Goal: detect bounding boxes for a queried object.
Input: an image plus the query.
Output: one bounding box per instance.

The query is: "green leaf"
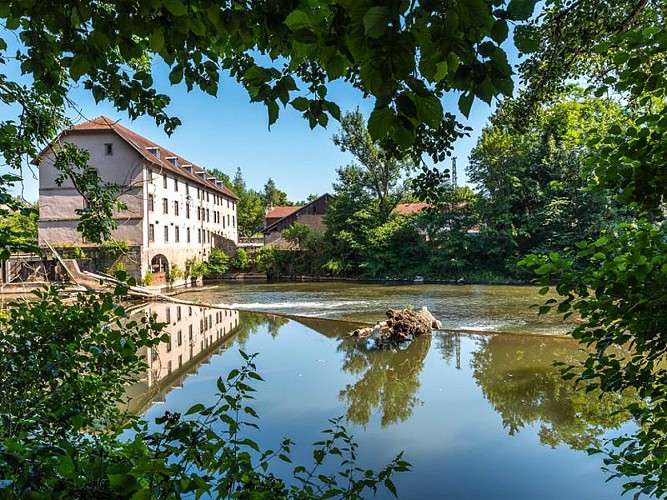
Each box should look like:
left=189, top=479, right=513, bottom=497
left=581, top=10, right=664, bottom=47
left=164, top=0, right=188, bottom=17
left=390, top=122, right=415, bottom=149
left=415, top=94, right=443, bottom=128
left=363, top=6, right=391, bottom=39
left=244, top=65, right=271, bottom=86
left=185, top=403, right=205, bottom=416
left=284, top=10, right=310, bottom=31
left=291, top=97, right=310, bottom=112
left=458, top=92, right=474, bottom=117
left=490, top=20, right=509, bottom=43
left=368, top=107, right=394, bottom=140
left=514, top=25, right=540, bottom=54
left=268, top=101, right=279, bottom=127
left=507, top=0, right=536, bottom=21
left=149, top=30, right=165, bottom=52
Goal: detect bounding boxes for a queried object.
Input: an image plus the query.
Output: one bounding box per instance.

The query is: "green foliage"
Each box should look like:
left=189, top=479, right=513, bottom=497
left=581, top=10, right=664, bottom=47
left=71, top=245, right=86, bottom=259
left=333, top=110, right=414, bottom=219
left=142, top=271, right=154, bottom=286
left=467, top=90, right=625, bottom=273
left=282, top=222, right=317, bottom=249
left=168, top=263, right=183, bottom=283
left=232, top=248, right=250, bottom=271
left=99, top=238, right=130, bottom=256
left=207, top=248, right=230, bottom=275
left=0, top=199, right=38, bottom=257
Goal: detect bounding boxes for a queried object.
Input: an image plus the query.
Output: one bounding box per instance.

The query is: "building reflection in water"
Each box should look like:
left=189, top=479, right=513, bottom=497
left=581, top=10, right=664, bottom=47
left=125, top=303, right=240, bottom=414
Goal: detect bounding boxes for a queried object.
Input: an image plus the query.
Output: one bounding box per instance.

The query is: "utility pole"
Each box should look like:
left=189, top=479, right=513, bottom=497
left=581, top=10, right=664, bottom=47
left=451, top=156, right=458, bottom=188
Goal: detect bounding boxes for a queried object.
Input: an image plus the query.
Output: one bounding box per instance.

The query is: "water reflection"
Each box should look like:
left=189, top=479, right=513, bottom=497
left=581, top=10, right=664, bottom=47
left=338, top=336, right=432, bottom=428
left=127, top=306, right=633, bottom=458
left=335, top=330, right=633, bottom=452
left=125, top=303, right=241, bottom=413
left=470, top=334, right=633, bottom=451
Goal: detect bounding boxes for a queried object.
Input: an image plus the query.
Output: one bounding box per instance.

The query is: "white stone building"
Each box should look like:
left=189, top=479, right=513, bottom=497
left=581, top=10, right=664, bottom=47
left=34, top=116, right=238, bottom=284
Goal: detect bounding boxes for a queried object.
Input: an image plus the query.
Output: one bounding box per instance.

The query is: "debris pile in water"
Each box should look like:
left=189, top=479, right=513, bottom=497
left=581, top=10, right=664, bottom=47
left=351, top=307, right=442, bottom=343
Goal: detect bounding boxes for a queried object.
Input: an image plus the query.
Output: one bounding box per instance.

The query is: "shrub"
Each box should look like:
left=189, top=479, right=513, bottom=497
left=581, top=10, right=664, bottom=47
left=142, top=271, right=154, bottom=286
left=207, top=248, right=230, bottom=275
left=99, top=238, right=129, bottom=256
left=232, top=248, right=249, bottom=271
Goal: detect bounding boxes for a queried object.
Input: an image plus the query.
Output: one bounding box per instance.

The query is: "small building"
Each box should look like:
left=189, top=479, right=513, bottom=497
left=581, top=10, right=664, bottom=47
left=33, top=116, right=238, bottom=285
left=263, top=194, right=333, bottom=246
left=392, top=202, right=431, bottom=216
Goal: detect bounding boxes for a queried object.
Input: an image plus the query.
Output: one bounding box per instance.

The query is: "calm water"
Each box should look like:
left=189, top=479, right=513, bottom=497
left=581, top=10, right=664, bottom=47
left=126, top=296, right=634, bottom=499
left=177, top=282, right=575, bottom=335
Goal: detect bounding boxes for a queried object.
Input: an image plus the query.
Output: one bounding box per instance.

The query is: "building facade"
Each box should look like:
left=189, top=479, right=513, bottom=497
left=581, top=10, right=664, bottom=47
left=34, top=116, right=238, bottom=284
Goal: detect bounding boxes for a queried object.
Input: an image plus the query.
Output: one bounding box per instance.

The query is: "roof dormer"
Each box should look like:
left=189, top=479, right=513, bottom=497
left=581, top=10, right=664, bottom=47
left=182, top=164, right=193, bottom=172
left=165, top=156, right=180, bottom=167
left=146, top=146, right=160, bottom=159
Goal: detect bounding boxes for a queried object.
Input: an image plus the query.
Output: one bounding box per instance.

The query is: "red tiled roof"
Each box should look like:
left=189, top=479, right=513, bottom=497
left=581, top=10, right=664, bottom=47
left=35, top=116, right=238, bottom=200
left=392, top=203, right=431, bottom=215
left=265, top=206, right=302, bottom=219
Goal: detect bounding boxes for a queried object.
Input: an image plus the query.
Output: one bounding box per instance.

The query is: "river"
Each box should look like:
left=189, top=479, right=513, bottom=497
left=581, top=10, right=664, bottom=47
left=125, top=283, right=633, bottom=499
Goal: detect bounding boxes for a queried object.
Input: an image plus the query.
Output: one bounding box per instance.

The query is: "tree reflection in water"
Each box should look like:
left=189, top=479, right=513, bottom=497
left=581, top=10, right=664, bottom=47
left=470, top=334, right=634, bottom=451
left=338, top=335, right=432, bottom=428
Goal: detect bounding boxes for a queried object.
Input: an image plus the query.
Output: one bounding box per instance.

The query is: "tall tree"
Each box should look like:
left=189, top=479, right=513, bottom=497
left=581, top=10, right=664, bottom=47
left=468, top=91, right=624, bottom=267
left=261, top=178, right=290, bottom=208
left=333, top=110, right=414, bottom=219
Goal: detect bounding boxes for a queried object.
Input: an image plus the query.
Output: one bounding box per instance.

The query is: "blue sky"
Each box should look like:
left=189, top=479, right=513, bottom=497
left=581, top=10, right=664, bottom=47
left=14, top=41, right=519, bottom=204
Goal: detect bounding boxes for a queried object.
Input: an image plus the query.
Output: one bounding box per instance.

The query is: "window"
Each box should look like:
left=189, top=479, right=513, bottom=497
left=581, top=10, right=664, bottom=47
left=147, top=168, right=153, bottom=181
left=104, top=143, right=113, bottom=155
left=173, top=200, right=179, bottom=216
left=198, top=229, right=201, bottom=243
left=232, top=215, right=235, bottom=227
left=166, top=307, right=171, bottom=323
left=227, top=200, right=230, bottom=208
left=148, top=224, right=155, bottom=242
left=186, top=183, right=189, bottom=195
left=177, top=330, right=183, bottom=346
left=206, top=191, right=209, bottom=202
left=166, top=334, right=172, bottom=352
left=206, top=209, right=210, bottom=222
left=197, top=207, right=201, bottom=221
left=163, top=174, right=168, bottom=189
left=186, top=203, right=190, bottom=219
left=222, top=216, right=225, bottom=229
left=227, top=214, right=230, bottom=226
left=148, top=194, right=154, bottom=212
left=174, top=178, right=179, bottom=191
left=164, top=225, right=169, bottom=242
left=175, top=226, right=180, bottom=243
left=189, top=324, right=193, bottom=340
left=163, top=198, right=168, bottom=214
left=177, top=306, right=182, bottom=321
left=187, top=227, right=191, bottom=243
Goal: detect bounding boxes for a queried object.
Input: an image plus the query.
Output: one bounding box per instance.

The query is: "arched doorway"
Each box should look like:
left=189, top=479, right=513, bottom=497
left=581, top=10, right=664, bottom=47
left=150, top=254, right=169, bottom=285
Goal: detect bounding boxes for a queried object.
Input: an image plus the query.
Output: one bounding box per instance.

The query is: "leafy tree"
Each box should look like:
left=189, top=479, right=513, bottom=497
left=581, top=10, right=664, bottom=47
left=261, top=178, right=291, bottom=208
left=231, top=168, right=265, bottom=236
left=468, top=91, right=624, bottom=270
left=208, top=168, right=233, bottom=190
left=207, top=247, right=230, bottom=275
left=0, top=199, right=38, bottom=255
left=333, top=110, right=414, bottom=219
left=232, top=248, right=250, bottom=271
left=282, top=222, right=317, bottom=249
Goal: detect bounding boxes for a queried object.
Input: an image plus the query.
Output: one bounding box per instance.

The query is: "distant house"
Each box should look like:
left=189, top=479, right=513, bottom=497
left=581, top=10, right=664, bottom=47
left=392, top=202, right=431, bottom=216
left=263, top=194, right=333, bottom=246
left=33, top=116, right=238, bottom=285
